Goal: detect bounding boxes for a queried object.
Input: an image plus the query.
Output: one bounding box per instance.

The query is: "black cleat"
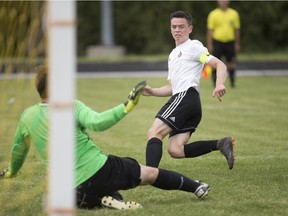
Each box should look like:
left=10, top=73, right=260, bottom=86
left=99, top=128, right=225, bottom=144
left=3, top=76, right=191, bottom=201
left=217, top=137, right=235, bottom=170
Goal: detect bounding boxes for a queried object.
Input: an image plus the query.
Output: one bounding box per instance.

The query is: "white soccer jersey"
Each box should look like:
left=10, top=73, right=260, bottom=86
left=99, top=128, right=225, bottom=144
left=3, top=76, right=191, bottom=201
left=168, top=39, right=214, bottom=95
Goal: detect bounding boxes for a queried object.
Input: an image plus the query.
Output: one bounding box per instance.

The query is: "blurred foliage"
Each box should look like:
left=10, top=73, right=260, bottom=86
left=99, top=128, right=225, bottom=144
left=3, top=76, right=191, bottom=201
left=77, top=1, right=288, bottom=55
left=0, top=1, right=287, bottom=59
left=0, top=1, right=45, bottom=73
left=0, top=1, right=45, bottom=58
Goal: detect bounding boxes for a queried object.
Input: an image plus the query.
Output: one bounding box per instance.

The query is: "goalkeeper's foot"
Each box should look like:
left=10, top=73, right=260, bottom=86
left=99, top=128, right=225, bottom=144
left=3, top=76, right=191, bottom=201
left=101, top=196, right=143, bottom=210
left=217, top=137, right=235, bottom=170
left=128, top=80, right=147, bottom=101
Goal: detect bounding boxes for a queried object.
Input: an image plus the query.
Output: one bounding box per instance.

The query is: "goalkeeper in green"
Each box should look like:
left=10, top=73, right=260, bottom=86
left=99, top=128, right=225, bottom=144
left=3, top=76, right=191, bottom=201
left=1, top=66, right=210, bottom=210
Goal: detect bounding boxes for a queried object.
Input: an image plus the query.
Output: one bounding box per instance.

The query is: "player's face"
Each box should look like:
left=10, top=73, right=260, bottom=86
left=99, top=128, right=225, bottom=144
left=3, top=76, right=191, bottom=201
left=218, top=0, right=230, bottom=10
left=170, top=18, right=192, bottom=46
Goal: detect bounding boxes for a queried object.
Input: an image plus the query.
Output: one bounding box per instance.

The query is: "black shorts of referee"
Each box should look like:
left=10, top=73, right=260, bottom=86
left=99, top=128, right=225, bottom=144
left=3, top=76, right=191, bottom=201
left=212, top=39, right=236, bottom=63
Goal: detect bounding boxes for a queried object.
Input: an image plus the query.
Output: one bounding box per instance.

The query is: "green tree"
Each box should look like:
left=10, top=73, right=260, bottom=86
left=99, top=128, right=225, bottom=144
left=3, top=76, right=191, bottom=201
left=77, top=1, right=288, bottom=56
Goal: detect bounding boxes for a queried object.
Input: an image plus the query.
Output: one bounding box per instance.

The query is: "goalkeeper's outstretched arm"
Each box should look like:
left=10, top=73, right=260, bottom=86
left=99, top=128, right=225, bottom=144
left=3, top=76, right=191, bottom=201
left=76, top=80, right=147, bottom=132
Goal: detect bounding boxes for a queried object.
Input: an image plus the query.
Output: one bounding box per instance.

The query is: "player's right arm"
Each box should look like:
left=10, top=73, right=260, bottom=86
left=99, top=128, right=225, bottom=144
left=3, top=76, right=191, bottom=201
left=1, top=120, right=31, bottom=178
left=0, top=168, right=16, bottom=178
left=142, top=81, right=172, bottom=97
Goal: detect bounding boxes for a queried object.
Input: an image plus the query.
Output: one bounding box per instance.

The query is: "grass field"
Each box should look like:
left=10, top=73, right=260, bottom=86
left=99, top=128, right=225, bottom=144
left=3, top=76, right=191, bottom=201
left=0, top=75, right=288, bottom=216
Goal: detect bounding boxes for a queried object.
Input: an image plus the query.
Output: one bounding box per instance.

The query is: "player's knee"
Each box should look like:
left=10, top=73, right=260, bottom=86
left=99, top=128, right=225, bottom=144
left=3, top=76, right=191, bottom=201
left=147, top=167, right=158, bottom=183
left=167, top=146, right=184, bottom=158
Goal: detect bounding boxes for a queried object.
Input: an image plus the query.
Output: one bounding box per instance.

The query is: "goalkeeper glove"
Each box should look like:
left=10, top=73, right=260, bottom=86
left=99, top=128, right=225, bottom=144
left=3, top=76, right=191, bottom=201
left=0, top=168, right=18, bottom=178
left=124, top=80, right=147, bottom=113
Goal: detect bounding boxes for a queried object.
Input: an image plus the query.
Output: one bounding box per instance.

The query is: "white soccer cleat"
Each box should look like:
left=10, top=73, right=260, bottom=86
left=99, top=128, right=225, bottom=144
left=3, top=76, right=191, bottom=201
left=101, top=196, right=143, bottom=210
left=194, top=181, right=211, bottom=199
left=195, top=180, right=210, bottom=189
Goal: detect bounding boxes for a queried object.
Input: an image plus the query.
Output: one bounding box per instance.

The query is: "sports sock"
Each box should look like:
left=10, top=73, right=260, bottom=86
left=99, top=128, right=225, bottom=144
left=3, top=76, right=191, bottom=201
left=152, top=169, right=200, bottom=193
left=212, top=69, right=217, bottom=87
left=146, top=137, right=163, bottom=167
left=229, top=69, right=235, bottom=87
left=184, top=140, right=218, bottom=158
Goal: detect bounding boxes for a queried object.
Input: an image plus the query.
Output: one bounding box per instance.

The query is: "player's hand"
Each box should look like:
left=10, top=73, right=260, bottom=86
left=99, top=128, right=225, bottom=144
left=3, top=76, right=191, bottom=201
left=142, top=85, right=153, bottom=96
left=0, top=168, right=18, bottom=178
left=213, top=84, right=226, bottom=102
left=124, top=80, right=147, bottom=113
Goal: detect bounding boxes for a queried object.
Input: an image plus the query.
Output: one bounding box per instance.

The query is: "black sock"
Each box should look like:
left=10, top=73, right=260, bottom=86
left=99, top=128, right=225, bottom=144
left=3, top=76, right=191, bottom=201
left=152, top=169, right=200, bottom=193
left=184, top=140, right=218, bottom=158
left=212, top=69, right=217, bottom=87
left=229, top=69, right=235, bottom=87
left=146, top=137, right=163, bottom=167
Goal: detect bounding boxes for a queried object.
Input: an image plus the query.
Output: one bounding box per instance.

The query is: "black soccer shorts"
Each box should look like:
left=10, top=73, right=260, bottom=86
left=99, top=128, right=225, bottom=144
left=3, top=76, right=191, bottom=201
left=76, top=155, right=141, bottom=209
left=213, top=39, right=236, bottom=63
left=156, top=87, right=202, bottom=137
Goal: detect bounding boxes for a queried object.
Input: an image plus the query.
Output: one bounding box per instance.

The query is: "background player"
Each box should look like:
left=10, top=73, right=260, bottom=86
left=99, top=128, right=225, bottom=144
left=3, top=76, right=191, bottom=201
left=207, top=0, right=241, bottom=88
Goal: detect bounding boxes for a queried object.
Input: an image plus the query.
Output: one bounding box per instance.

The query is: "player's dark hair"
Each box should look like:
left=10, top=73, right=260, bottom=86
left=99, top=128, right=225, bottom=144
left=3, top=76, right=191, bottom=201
left=170, top=11, right=193, bottom=25
left=35, top=65, right=48, bottom=99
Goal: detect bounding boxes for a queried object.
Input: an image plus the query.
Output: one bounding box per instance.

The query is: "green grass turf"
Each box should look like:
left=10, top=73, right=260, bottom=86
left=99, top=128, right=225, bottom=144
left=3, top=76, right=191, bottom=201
left=0, top=75, right=288, bottom=216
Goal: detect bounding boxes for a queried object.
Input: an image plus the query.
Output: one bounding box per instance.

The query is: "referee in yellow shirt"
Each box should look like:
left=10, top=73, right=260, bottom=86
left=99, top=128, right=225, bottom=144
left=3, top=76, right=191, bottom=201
left=207, top=0, right=240, bottom=88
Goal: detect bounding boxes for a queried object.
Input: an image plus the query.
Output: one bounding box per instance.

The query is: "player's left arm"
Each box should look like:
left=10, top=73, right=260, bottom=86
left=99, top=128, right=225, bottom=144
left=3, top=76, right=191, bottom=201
left=206, top=57, right=227, bottom=102
left=234, top=11, right=241, bottom=53
left=142, top=82, right=172, bottom=97
left=76, top=81, right=146, bottom=132
left=234, top=28, right=241, bottom=53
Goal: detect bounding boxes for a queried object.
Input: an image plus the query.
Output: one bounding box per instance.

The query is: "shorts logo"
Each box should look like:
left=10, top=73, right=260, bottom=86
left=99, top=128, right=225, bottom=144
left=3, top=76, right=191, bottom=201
left=169, top=116, right=176, bottom=122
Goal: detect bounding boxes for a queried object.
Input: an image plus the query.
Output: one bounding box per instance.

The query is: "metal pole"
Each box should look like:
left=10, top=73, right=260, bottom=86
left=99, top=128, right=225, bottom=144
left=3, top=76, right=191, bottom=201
left=100, top=0, right=114, bottom=46
left=47, top=0, right=76, bottom=215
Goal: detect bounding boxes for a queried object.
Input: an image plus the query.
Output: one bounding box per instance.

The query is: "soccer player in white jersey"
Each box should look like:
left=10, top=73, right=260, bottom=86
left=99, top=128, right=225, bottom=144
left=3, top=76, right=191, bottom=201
left=142, top=11, right=235, bottom=170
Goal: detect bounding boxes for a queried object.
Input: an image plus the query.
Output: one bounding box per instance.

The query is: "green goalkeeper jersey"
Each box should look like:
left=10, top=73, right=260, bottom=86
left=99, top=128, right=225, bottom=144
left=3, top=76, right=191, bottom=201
left=8, top=100, right=126, bottom=186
